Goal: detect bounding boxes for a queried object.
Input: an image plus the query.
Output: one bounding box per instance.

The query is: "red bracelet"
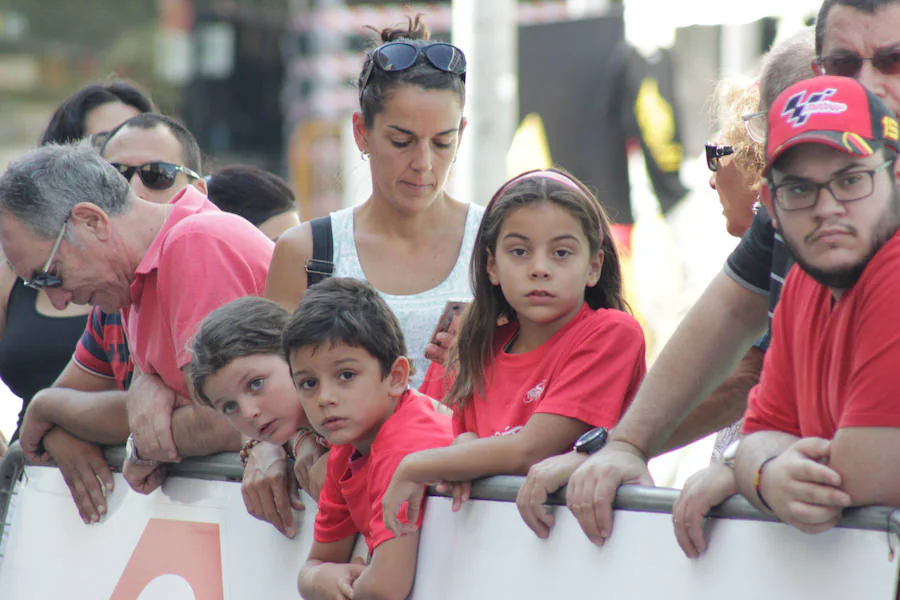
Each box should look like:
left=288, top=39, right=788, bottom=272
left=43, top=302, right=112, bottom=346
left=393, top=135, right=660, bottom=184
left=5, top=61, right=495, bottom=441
left=289, top=429, right=317, bottom=459
left=754, top=455, right=778, bottom=512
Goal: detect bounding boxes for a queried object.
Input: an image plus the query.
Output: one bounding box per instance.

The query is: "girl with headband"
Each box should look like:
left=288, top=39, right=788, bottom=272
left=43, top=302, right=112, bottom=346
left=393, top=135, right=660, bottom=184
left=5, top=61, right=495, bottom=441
left=380, top=168, right=647, bottom=535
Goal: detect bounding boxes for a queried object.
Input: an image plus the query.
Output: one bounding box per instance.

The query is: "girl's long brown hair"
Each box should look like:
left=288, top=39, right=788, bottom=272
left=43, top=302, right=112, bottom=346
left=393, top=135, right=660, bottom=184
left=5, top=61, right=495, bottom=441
left=445, top=168, right=629, bottom=407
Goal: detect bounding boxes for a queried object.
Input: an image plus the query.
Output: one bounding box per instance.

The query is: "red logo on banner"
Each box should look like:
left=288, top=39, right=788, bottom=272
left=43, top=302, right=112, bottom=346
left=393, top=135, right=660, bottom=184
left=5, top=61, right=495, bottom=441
left=110, top=518, right=224, bottom=599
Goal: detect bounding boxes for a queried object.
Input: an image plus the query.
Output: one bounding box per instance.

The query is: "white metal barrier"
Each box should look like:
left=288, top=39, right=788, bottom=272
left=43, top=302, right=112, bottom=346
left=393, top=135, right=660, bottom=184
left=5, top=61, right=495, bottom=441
left=0, top=445, right=897, bottom=599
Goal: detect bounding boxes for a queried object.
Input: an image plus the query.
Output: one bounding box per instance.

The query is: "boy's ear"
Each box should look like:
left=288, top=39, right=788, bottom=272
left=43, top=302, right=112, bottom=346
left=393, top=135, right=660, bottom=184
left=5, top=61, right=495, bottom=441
left=386, top=356, right=410, bottom=394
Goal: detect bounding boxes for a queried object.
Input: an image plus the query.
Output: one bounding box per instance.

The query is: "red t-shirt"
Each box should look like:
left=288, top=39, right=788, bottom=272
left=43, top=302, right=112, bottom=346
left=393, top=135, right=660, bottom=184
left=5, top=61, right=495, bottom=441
left=122, top=187, right=274, bottom=397
left=314, top=389, right=453, bottom=551
left=452, top=303, right=645, bottom=439
left=743, top=230, right=900, bottom=438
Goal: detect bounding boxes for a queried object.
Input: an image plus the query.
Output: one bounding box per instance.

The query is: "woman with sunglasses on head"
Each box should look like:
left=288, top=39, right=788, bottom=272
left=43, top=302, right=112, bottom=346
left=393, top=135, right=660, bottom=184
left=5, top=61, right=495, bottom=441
left=255, top=15, right=481, bottom=536
left=0, top=79, right=155, bottom=454
left=268, top=15, right=479, bottom=384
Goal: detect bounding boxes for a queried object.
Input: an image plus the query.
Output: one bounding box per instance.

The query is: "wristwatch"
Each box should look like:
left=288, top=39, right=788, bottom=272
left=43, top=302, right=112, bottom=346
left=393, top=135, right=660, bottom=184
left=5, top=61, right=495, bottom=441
left=722, top=439, right=741, bottom=469
left=126, top=433, right=162, bottom=467
left=574, top=427, right=609, bottom=455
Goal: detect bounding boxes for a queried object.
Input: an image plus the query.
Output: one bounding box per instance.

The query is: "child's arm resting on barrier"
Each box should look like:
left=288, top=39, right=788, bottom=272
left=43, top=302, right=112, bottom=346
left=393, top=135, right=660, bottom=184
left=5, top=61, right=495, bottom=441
left=298, top=537, right=362, bottom=600
left=383, top=413, right=590, bottom=535
left=353, top=533, right=420, bottom=600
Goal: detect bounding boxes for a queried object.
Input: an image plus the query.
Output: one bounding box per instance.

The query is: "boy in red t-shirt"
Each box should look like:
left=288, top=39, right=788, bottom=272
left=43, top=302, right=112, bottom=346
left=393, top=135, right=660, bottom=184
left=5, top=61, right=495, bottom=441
left=284, top=278, right=452, bottom=600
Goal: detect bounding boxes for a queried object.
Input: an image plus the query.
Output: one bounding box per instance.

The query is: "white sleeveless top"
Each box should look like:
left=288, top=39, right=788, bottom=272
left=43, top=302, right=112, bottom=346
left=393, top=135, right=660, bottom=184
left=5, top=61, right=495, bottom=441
left=331, top=203, right=485, bottom=388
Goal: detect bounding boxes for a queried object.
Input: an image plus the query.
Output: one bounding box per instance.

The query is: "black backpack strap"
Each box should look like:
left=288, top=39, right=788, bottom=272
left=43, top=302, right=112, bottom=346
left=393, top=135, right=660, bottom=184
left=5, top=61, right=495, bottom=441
left=305, top=215, right=335, bottom=287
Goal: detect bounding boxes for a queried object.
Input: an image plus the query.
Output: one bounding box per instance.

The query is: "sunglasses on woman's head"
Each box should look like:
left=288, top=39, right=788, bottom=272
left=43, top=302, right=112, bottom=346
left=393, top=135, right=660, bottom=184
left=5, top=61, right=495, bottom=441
left=705, top=143, right=734, bottom=172
left=359, top=41, right=467, bottom=99
left=814, top=51, right=900, bottom=78
left=110, top=161, right=202, bottom=191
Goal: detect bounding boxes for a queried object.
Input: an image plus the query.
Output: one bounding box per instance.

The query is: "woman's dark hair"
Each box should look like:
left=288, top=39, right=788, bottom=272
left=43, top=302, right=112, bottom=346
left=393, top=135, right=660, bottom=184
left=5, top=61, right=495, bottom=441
left=190, top=296, right=290, bottom=407
left=39, top=79, right=155, bottom=146
left=445, top=168, right=628, bottom=407
left=358, top=14, right=466, bottom=128
left=207, top=165, right=297, bottom=227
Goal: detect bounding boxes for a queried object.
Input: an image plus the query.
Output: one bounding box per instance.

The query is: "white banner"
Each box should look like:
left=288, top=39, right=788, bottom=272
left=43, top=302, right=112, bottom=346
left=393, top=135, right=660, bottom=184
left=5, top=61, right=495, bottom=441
left=0, top=466, right=897, bottom=599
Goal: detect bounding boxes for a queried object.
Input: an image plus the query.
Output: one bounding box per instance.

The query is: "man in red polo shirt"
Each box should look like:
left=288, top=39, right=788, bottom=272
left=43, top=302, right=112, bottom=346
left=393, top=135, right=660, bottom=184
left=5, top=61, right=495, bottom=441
left=0, top=142, right=273, bottom=495
left=732, top=76, right=900, bottom=532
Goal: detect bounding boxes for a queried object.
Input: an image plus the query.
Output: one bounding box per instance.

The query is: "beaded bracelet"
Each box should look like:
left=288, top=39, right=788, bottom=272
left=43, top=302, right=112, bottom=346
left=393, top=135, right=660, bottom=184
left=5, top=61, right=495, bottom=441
left=288, top=428, right=331, bottom=459
left=239, top=439, right=261, bottom=468
left=754, top=455, right=778, bottom=512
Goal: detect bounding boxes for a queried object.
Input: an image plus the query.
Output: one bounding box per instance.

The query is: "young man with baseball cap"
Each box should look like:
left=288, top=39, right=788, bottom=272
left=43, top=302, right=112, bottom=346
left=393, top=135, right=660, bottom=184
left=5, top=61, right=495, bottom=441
left=728, top=75, right=900, bottom=534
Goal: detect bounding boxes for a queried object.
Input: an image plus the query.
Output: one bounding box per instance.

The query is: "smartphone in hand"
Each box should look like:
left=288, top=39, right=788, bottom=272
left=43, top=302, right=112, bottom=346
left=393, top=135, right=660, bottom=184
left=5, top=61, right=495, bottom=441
left=430, top=301, right=469, bottom=345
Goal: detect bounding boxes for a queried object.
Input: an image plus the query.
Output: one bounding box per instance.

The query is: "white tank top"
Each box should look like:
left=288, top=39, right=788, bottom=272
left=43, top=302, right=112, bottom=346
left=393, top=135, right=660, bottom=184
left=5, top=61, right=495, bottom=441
left=330, top=203, right=485, bottom=388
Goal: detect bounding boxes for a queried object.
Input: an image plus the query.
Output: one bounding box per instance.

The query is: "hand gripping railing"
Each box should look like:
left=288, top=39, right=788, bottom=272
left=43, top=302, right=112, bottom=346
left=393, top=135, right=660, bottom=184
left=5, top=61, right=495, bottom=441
left=2, top=443, right=899, bottom=545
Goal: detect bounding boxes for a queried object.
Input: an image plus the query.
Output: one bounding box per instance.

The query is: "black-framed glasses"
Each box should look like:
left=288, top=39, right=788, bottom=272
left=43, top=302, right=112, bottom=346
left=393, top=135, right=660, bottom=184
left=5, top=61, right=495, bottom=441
left=814, top=51, right=900, bottom=78
left=23, top=218, right=68, bottom=291
left=769, top=160, right=892, bottom=211
left=706, top=143, right=734, bottom=172
left=742, top=111, right=767, bottom=144
left=359, top=42, right=467, bottom=99
left=110, top=161, right=201, bottom=191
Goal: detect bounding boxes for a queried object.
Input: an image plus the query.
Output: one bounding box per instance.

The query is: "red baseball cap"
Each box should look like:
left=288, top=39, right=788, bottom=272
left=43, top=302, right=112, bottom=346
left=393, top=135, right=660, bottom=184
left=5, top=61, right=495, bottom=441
left=764, top=75, right=900, bottom=174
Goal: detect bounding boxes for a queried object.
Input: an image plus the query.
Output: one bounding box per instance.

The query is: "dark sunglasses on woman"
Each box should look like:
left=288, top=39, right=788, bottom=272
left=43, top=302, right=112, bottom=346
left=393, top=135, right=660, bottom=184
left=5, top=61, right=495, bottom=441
left=705, top=143, right=734, bottom=172
left=110, top=161, right=202, bottom=191
left=814, top=51, right=900, bottom=78
left=359, top=41, right=467, bottom=98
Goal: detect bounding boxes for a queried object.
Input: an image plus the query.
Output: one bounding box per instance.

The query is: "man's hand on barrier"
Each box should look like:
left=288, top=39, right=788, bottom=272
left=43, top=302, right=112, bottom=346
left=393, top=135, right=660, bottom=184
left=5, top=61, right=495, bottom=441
left=566, top=440, right=654, bottom=545
left=243, top=441, right=303, bottom=538
left=18, top=395, right=56, bottom=465
left=517, top=451, right=587, bottom=538
left=43, top=427, right=114, bottom=524
left=126, top=372, right=179, bottom=462
left=759, top=437, right=851, bottom=534
left=293, top=433, right=328, bottom=501
left=123, top=459, right=167, bottom=495
left=672, top=462, right=737, bottom=558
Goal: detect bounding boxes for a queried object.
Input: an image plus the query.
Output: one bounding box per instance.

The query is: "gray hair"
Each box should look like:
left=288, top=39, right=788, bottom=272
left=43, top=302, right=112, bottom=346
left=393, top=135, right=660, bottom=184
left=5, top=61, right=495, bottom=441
left=759, top=29, right=816, bottom=112
left=0, top=143, right=131, bottom=239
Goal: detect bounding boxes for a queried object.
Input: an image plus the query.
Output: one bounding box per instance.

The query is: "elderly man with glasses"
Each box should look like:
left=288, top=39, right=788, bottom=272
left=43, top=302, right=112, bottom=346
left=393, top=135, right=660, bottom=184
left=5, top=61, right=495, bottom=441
left=0, top=141, right=272, bottom=505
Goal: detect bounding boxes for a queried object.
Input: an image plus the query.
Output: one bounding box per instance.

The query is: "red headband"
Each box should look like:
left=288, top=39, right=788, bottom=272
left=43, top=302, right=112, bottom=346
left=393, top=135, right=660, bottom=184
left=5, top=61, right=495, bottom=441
left=494, top=169, right=584, bottom=200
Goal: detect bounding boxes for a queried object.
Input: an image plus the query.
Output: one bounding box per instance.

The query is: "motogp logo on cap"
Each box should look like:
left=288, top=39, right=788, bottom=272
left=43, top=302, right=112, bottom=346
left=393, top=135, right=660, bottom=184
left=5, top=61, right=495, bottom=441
left=781, top=88, right=847, bottom=127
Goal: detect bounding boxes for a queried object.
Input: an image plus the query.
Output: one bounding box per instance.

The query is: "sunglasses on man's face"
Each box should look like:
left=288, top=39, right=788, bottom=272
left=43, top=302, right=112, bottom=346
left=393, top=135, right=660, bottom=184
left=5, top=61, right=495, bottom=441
left=814, top=51, right=900, bottom=78
left=110, top=161, right=201, bottom=191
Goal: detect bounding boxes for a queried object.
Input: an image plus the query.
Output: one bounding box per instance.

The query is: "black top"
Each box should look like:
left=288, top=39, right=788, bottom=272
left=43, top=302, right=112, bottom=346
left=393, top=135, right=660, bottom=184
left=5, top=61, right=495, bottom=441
left=0, top=278, right=87, bottom=439
left=724, top=204, right=795, bottom=351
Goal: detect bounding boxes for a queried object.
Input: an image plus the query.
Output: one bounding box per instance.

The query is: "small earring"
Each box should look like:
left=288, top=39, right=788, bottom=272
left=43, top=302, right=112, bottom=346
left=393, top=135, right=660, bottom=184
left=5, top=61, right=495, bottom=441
left=361, top=151, right=369, bottom=161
